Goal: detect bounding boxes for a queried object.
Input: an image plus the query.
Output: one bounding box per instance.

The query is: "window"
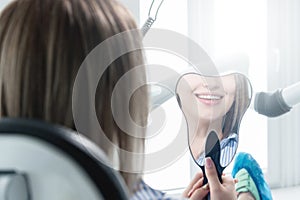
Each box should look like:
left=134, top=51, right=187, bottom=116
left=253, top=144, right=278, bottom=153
left=140, top=0, right=190, bottom=192
left=210, top=0, right=268, bottom=173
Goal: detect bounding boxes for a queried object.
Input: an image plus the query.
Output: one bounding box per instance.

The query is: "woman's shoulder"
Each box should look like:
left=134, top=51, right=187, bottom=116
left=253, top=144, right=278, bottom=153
left=131, top=179, right=183, bottom=200
left=221, top=132, right=238, bottom=146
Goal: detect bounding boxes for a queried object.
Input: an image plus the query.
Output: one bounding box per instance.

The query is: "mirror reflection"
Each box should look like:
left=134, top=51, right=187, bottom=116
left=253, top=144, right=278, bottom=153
left=176, top=73, right=252, bottom=168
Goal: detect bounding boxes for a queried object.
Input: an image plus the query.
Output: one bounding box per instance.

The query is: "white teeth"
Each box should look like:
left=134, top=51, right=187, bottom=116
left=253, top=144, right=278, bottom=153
left=196, top=94, right=222, bottom=100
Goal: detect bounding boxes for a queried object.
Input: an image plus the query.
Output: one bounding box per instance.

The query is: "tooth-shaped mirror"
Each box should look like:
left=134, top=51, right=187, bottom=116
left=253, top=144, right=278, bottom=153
left=175, top=72, right=252, bottom=170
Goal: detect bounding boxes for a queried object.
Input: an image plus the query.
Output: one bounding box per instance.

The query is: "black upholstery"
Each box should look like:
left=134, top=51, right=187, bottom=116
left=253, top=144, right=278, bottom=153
left=0, top=118, right=129, bottom=200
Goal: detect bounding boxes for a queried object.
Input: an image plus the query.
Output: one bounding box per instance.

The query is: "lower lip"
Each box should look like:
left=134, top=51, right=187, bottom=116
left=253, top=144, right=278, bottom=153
left=197, top=98, right=222, bottom=106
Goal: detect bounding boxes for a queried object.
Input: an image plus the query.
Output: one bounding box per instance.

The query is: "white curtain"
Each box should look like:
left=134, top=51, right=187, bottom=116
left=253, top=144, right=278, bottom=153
left=267, top=0, right=300, bottom=188
left=187, top=0, right=300, bottom=190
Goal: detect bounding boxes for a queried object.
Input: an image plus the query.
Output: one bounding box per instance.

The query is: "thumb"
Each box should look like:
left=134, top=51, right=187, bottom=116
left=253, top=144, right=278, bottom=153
left=205, top=157, right=221, bottom=190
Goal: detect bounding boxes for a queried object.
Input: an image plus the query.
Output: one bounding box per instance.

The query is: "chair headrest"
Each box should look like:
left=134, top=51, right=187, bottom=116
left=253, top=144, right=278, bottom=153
left=0, top=118, right=129, bottom=200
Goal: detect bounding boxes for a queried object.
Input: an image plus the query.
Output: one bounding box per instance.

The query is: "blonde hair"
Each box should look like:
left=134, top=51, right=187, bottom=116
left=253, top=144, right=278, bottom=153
left=0, top=0, right=148, bottom=193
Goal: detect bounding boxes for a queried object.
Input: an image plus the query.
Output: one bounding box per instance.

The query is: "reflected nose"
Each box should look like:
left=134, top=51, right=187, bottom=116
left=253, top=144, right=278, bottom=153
left=201, top=79, right=221, bottom=91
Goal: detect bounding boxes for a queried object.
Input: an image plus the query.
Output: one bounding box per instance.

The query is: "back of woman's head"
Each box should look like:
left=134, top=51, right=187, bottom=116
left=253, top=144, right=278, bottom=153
left=0, top=0, right=148, bottom=193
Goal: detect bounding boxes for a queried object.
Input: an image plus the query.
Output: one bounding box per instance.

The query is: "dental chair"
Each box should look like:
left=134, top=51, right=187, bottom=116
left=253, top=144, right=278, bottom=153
left=0, top=118, right=129, bottom=200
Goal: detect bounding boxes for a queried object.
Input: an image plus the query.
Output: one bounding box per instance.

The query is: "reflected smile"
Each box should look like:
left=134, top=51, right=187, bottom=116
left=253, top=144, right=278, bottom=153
left=194, top=93, right=224, bottom=105
left=195, top=94, right=223, bottom=100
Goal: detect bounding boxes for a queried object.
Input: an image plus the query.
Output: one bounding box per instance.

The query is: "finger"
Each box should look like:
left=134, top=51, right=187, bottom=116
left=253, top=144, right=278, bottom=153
left=182, top=172, right=203, bottom=197
left=222, top=175, right=236, bottom=185
left=193, top=172, right=204, bottom=181
left=221, top=175, right=236, bottom=190
left=205, top=157, right=221, bottom=190
left=189, top=172, right=203, bottom=187
left=192, top=177, right=205, bottom=190
left=189, top=186, right=210, bottom=200
left=234, top=178, right=238, bottom=184
left=187, top=177, right=204, bottom=197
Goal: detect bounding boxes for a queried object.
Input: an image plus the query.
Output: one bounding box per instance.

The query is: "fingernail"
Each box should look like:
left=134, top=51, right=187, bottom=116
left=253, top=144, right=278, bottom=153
left=187, top=190, right=193, bottom=197
left=205, top=157, right=213, bottom=169
left=202, top=183, right=209, bottom=190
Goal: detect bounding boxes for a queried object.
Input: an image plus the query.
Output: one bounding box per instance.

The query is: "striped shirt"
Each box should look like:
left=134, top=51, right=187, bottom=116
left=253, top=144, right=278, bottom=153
left=196, top=133, right=238, bottom=166
left=131, top=180, right=187, bottom=200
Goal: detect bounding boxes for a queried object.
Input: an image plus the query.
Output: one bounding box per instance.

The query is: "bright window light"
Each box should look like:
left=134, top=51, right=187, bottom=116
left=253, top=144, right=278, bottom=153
left=213, top=0, right=268, bottom=172
left=140, top=0, right=190, bottom=191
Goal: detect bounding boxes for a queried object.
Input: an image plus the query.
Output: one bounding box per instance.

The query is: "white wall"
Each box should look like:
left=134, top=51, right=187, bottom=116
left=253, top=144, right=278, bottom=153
left=267, top=0, right=300, bottom=188
left=118, top=0, right=140, bottom=24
